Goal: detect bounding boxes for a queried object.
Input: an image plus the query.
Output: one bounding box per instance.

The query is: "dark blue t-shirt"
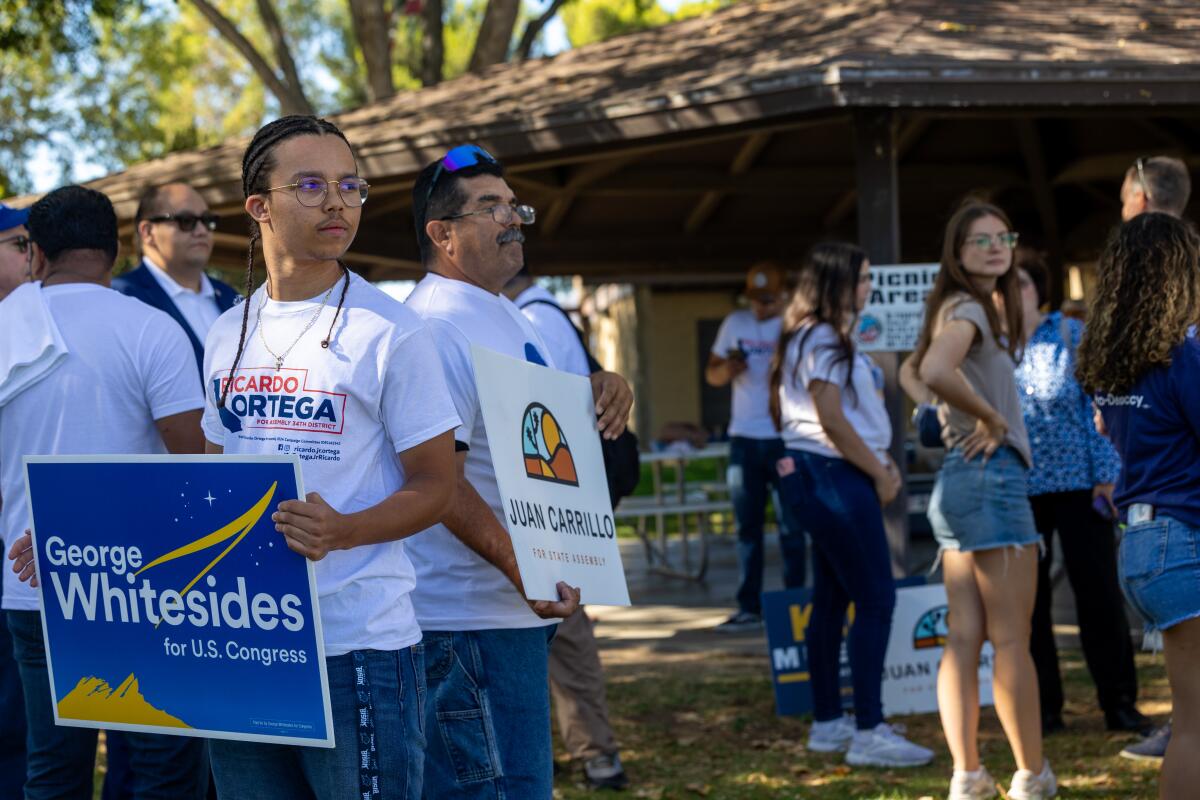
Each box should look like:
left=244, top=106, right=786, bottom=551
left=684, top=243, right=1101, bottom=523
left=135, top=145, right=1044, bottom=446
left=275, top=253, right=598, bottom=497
left=1096, top=335, right=1200, bottom=528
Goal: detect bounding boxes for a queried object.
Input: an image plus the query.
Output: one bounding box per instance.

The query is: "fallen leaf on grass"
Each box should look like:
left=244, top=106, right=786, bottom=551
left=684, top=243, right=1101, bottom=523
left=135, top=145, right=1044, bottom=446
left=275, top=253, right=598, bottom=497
left=634, top=788, right=664, bottom=799
left=685, top=782, right=710, bottom=796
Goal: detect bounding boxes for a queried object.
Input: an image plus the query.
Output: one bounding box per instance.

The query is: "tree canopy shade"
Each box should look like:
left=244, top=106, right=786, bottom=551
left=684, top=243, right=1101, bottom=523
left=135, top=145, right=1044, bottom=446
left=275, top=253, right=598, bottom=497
left=26, top=0, right=1197, bottom=289
left=0, top=0, right=729, bottom=193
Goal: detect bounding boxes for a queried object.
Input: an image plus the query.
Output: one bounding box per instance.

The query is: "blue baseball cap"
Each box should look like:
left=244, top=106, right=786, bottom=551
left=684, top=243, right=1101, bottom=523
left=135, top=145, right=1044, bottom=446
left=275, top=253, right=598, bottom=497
left=0, top=204, right=30, bottom=232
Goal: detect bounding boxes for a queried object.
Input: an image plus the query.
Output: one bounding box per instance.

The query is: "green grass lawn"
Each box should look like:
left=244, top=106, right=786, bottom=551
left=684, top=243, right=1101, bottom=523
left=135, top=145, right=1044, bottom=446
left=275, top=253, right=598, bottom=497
left=553, top=650, right=1169, bottom=799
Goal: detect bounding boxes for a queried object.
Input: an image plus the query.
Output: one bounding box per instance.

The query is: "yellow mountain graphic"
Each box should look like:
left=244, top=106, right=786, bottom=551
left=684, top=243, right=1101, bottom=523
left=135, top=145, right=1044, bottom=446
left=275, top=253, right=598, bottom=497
left=58, top=674, right=190, bottom=728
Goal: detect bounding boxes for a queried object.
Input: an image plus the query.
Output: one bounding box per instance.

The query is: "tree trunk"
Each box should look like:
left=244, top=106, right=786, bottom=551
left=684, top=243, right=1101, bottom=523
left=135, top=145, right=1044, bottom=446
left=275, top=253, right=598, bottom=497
left=347, top=0, right=395, bottom=101
left=468, top=0, right=520, bottom=73
left=186, top=0, right=314, bottom=116
left=517, top=0, right=571, bottom=60
left=420, top=0, right=444, bottom=87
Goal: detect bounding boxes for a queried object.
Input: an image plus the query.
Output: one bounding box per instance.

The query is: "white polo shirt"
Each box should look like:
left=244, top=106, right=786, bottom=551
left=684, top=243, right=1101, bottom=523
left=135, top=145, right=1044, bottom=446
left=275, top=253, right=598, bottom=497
left=143, top=257, right=222, bottom=343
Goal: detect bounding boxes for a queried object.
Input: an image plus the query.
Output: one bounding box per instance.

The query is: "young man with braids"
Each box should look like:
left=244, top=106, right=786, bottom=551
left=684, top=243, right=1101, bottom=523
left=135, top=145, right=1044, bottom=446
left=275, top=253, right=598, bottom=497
left=199, top=116, right=460, bottom=799
left=3, top=186, right=209, bottom=799
left=405, top=145, right=633, bottom=799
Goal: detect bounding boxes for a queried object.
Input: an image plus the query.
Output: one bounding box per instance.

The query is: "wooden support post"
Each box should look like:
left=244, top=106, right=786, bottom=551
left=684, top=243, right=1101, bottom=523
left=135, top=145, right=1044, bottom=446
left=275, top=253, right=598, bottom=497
left=853, top=108, right=909, bottom=578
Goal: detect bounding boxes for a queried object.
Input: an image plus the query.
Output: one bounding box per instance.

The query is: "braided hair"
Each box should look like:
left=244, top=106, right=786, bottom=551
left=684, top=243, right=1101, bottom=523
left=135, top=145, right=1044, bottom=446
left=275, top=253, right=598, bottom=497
left=219, top=115, right=355, bottom=408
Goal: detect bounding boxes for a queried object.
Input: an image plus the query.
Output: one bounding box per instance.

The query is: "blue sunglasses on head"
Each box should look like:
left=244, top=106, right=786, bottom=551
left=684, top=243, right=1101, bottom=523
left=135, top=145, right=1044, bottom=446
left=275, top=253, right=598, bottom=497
left=423, top=144, right=499, bottom=209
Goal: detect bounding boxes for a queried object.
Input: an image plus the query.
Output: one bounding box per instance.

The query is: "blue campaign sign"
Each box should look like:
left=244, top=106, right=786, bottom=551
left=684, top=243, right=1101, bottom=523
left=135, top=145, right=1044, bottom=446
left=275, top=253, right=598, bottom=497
left=24, top=455, right=333, bottom=747
left=762, top=588, right=852, bottom=717
left=762, top=577, right=925, bottom=717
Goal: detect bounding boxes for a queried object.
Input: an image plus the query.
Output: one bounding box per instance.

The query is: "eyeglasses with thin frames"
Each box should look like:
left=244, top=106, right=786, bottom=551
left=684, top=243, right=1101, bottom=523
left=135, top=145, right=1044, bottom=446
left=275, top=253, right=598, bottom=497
left=966, top=232, right=1020, bottom=250
left=0, top=234, right=29, bottom=254
left=267, top=177, right=370, bottom=208
left=440, top=204, right=536, bottom=226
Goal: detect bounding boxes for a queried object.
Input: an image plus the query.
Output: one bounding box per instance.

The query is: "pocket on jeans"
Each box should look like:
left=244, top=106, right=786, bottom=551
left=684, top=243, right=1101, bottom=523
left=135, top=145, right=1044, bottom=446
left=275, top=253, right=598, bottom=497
left=432, top=641, right=498, bottom=784
left=1120, top=521, right=1169, bottom=586
left=935, top=458, right=984, bottom=524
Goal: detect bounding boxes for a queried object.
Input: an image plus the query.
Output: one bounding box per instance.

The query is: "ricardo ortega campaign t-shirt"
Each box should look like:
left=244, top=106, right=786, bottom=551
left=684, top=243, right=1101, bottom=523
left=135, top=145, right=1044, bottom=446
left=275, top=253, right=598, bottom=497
left=405, top=272, right=558, bottom=631
left=202, top=272, right=460, bottom=656
left=711, top=309, right=783, bottom=439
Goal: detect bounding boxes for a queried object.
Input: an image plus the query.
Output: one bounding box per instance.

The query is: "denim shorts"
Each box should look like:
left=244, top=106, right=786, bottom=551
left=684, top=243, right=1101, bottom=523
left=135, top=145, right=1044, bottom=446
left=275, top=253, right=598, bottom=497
left=1119, top=514, right=1200, bottom=632
left=927, top=446, right=1041, bottom=554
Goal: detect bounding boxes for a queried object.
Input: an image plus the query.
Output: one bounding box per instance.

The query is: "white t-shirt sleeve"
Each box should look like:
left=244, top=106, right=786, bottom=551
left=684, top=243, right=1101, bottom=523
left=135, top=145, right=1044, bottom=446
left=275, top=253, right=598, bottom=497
left=380, top=325, right=462, bottom=453
left=201, top=322, right=227, bottom=447
left=138, top=312, right=205, bottom=421
left=711, top=314, right=737, bottom=357
left=424, top=319, right=480, bottom=446
left=521, top=304, right=591, bottom=378
left=802, top=324, right=851, bottom=388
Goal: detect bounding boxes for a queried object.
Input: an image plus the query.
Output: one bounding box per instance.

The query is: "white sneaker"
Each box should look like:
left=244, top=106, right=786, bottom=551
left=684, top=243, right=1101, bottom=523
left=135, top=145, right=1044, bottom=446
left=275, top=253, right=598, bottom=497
left=1008, top=760, right=1057, bottom=800
left=845, top=722, right=935, bottom=767
left=947, top=767, right=998, bottom=800
left=806, top=715, right=855, bottom=752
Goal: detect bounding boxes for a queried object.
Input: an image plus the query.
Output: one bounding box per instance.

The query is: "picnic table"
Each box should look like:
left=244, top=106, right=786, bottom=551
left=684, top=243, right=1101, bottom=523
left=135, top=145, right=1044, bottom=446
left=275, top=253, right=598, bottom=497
left=614, top=443, right=734, bottom=581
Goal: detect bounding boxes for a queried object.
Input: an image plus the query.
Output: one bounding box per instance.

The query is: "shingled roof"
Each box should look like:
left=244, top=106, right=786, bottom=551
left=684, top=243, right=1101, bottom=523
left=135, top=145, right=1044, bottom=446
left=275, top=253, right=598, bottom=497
left=14, top=0, right=1198, bottom=279
left=76, top=0, right=1200, bottom=219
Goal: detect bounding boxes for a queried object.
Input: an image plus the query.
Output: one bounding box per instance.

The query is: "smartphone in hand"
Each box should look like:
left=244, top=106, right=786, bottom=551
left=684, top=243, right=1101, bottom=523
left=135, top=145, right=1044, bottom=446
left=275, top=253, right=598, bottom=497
left=1092, top=493, right=1116, bottom=521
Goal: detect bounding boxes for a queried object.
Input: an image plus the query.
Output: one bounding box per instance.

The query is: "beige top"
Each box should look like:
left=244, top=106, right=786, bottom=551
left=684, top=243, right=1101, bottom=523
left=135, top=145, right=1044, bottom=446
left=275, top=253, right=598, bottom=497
left=933, top=294, right=1032, bottom=467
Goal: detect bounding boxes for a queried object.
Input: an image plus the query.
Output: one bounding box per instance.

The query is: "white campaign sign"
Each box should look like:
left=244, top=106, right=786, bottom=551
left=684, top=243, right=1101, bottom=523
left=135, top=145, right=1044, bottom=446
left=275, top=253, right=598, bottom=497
left=882, top=584, right=995, bottom=716
left=471, top=345, right=631, bottom=606
left=855, top=263, right=940, bottom=353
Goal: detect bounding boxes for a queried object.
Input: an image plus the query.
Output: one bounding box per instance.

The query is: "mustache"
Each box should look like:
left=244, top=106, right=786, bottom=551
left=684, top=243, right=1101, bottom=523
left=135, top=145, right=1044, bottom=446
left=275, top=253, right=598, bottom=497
left=318, top=215, right=350, bottom=228
left=498, top=228, right=525, bottom=245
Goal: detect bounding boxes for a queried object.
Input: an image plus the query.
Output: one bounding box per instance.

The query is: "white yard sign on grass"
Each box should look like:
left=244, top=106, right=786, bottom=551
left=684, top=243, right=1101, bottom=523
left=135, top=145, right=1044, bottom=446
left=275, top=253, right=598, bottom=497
left=472, top=346, right=631, bottom=606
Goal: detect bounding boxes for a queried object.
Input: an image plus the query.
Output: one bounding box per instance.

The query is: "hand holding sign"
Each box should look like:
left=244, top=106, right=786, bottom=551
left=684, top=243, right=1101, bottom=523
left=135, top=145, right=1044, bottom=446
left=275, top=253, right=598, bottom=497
left=528, top=580, right=581, bottom=619
left=590, top=371, right=632, bottom=439
left=8, top=529, right=36, bottom=587
left=272, top=492, right=347, bottom=561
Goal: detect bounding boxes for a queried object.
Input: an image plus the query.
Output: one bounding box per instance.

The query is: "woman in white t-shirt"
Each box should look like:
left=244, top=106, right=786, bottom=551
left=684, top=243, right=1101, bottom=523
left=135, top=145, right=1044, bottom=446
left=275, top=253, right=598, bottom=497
left=769, top=242, right=933, bottom=769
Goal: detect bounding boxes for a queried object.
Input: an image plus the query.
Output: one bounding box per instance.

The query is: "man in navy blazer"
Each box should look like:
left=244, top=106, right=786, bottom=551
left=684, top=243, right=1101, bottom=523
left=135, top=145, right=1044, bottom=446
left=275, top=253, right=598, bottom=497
left=113, top=183, right=239, bottom=381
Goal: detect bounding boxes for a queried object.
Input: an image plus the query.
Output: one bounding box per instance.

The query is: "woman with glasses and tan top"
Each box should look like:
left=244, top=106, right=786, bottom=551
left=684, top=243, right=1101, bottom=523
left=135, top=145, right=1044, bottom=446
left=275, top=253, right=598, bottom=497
left=901, top=202, right=1055, bottom=800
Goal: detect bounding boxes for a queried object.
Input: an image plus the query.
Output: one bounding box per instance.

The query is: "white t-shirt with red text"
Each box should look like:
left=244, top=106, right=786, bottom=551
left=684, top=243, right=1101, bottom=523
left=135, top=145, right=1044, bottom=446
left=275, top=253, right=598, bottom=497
left=202, top=273, right=460, bottom=656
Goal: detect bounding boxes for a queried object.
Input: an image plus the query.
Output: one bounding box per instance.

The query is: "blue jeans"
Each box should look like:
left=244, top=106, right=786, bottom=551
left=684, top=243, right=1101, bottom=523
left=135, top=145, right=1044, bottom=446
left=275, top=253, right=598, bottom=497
left=210, top=645, right=426, bottom=800
left=778, top=450, right=896, bottom=729
left=728, top=436, right=808, bottom=614
left=1120, top=514, right=1200, bottom=632
left=421, top=627, right=554, bottom=800
left=0, top=611, right=26, bottom=800
left=7, top=610, right=209, bottom=800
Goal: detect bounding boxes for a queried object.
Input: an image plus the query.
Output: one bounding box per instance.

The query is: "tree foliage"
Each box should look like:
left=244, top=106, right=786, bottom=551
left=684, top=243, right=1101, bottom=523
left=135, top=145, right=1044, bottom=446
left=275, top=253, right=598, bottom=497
left=0, top=0, right=731, bottom=193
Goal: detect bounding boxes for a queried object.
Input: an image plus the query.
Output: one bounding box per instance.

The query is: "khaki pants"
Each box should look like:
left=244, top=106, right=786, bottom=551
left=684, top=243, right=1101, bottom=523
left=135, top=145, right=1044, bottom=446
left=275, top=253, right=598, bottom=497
left=549, top=607, right=618, bottom=761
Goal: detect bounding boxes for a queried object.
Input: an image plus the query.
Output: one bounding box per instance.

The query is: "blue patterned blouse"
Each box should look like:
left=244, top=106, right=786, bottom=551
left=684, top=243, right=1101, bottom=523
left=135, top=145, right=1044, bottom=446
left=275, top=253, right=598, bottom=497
left=1015, top=312, right=1122, bottom=496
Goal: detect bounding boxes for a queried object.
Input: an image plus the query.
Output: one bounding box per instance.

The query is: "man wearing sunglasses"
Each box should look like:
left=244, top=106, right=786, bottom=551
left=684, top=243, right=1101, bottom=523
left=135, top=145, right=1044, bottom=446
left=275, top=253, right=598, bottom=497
left=406, top=145, right=633, bottom=799
left=113, top=183, right=240, bottom=379
left=1120, top=155, right=1191, bottom=222
left=0, top=203, right=31, bottom=301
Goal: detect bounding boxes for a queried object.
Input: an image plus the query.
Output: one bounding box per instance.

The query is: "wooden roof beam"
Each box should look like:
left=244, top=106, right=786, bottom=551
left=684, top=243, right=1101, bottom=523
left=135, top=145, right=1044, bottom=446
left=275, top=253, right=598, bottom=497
left=1015, top=118, right=1065, bottom=307
left=683, top=132, right=772, bottom=235
left=541, top=155, right=641, bottom=238
left=823, top=117, right=930, bottom=230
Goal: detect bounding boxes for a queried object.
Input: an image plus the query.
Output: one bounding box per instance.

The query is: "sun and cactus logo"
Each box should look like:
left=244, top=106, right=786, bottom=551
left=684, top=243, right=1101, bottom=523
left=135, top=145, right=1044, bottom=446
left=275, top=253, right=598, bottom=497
left=521, top=403, right=579, bottom=487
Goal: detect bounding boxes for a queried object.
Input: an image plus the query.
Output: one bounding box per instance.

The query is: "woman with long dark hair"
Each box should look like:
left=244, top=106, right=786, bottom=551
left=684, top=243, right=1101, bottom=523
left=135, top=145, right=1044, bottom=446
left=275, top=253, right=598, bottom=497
left=770, top=242, right=933, bottom=768
left=901, top=201, right=1053, bottom=800
left=1076, top=213, right=1200, bottom=800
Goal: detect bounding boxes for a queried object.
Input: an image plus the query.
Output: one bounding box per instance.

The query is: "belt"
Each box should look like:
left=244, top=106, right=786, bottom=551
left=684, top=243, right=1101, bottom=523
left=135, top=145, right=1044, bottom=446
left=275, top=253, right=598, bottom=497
left=1128, top=503, right=1155, bottom=524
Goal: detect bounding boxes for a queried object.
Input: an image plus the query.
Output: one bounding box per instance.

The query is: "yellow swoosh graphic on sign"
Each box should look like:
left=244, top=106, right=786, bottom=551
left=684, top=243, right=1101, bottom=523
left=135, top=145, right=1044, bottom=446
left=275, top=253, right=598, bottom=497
left=133, top=482, right=277, bottom=599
